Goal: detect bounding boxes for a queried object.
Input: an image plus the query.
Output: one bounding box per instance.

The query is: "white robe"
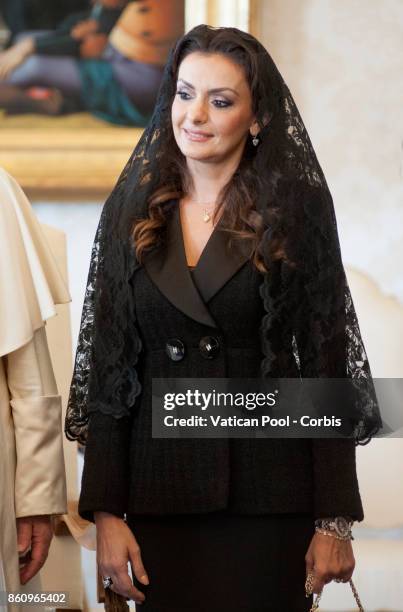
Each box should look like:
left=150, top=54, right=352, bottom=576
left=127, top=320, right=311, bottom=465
left=0, top=168, right=70, bottom=607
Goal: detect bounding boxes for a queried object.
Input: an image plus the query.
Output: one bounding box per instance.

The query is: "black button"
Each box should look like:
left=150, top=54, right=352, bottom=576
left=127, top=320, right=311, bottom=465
left=166, top=338, right=185, bottom=362
left=199, top=336, right=220, bottom=359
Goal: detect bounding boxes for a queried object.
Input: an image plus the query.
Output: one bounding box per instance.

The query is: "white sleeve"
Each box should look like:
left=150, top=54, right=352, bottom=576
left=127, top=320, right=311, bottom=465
left=6, top=326, right=67, bottom=518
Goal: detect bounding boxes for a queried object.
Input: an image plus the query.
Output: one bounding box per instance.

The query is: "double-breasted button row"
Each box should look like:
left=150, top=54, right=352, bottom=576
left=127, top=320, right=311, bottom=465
left=165, top=336, right=221, bottom=361
left=165, top=338, right=185, bottom=362
left=198, top=336, right=220, bottom=359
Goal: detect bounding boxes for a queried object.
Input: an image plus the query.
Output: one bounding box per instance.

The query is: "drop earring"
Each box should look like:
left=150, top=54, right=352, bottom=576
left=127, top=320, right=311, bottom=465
left=252, top=133, right=259, bottom=146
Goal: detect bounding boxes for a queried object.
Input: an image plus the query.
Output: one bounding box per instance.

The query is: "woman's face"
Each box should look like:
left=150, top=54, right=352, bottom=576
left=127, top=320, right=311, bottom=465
left=171, top=51, right=258, bottom=164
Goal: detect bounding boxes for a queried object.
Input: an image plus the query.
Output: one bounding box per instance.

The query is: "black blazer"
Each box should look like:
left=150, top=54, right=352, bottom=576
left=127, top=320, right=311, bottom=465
left=79, top=204, right=364, bottom=523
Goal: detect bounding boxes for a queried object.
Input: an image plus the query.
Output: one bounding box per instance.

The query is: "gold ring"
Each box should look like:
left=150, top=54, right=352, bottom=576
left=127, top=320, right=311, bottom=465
left=305, top=571, right=315, bottom=596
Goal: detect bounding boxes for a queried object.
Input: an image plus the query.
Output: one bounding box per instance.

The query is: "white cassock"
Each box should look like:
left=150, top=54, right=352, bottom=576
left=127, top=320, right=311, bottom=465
left=0, top=168, right=70, bottom=609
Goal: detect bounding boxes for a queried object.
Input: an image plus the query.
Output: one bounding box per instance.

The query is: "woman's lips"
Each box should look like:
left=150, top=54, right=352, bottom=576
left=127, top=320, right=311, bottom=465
left=183, top=128, right=213, bottom=142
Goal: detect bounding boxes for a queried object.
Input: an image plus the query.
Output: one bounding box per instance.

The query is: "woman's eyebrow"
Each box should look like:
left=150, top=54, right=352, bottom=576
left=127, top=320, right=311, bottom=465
left=177, top=78, right=239, bottom=96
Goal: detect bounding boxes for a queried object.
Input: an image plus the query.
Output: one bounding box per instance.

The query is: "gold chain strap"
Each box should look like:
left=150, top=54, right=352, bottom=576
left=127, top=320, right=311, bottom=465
left=306, top=574, right=364, bottom=612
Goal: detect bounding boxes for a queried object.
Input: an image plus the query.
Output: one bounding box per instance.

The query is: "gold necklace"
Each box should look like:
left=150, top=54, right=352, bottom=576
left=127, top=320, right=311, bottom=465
left=202, top=207, right=214, bottom=223
left=189, top=199, right=216, bottom=223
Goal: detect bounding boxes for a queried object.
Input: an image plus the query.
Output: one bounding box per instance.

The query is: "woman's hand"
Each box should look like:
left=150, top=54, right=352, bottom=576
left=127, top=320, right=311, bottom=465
left=305, top=532, right=356, bottom=594
left=95, top=511, right=149, bottom=605
left=16, top=515, right=53, bottom=585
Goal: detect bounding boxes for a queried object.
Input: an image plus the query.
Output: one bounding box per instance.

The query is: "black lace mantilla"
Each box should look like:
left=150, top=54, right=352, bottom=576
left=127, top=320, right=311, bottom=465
left=65, top=25, right=382, bottom=445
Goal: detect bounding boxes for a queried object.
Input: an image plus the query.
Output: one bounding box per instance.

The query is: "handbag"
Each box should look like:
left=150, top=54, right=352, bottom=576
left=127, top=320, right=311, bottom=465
left=306, top=576, right=365, bottom=612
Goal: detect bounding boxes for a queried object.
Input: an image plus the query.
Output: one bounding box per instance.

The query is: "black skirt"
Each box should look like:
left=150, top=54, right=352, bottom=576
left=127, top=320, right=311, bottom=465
left=127, top=510, right=314, bottom=612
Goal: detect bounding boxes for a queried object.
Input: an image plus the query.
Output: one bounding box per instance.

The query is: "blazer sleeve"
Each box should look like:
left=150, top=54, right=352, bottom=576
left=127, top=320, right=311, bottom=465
left=311, top=438, right=363, bottom=521
left=294, top=277, right=365, bottom=521
left=289, top=193, right=365, bottom=521
left=6, top=326, right=67, bottom=518
left=78, top=410, right=132, bottom=523
left=294, top=278, right=365, bottom=521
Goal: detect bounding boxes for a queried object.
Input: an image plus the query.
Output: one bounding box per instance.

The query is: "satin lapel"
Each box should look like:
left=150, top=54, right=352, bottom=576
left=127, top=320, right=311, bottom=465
left=191, top=225, right=250, bottom=303
left=143, top=204, right=218, bottom=328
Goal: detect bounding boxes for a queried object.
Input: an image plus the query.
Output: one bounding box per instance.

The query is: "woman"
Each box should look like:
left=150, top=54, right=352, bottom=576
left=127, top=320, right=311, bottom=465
left=65, top=25, right=381, bottom=611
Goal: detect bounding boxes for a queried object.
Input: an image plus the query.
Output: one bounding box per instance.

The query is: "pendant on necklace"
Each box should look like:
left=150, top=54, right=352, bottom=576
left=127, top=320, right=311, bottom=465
left=203, top=209, right=211, bottom=223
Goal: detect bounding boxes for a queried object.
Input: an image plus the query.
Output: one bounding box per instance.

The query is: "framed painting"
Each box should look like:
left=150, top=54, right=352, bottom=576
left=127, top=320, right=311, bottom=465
left=0, top=0, right=253, bottom=199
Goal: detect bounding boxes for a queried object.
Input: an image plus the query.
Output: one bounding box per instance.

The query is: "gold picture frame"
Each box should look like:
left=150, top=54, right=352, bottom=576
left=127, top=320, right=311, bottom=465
left=0, top=0, right=253, bottom=199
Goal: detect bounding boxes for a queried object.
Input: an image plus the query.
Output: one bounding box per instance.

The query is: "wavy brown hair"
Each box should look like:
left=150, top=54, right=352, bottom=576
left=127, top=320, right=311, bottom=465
left=132, top=26, right=288, bottom=273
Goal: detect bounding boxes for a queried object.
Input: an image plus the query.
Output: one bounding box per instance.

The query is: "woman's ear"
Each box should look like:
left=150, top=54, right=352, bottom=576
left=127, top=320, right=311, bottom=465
left=249, top=119, right=260, bottom=138
left=250, top=113, right=270, bottom=137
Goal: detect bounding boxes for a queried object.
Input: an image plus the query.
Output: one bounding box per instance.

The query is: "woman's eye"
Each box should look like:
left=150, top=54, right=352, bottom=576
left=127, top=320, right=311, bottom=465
left=212, top=99, right=232, bottom=108
left=176, top=90, right=191, bottom=100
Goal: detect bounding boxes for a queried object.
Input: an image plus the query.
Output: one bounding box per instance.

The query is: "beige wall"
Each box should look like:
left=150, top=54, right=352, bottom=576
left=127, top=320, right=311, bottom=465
left=253, top=0, right=403, bottom=303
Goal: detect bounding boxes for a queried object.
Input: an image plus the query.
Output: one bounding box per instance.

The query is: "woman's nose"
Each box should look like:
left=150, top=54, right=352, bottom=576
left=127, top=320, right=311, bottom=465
left=187, top=99, right=208, bottom=123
